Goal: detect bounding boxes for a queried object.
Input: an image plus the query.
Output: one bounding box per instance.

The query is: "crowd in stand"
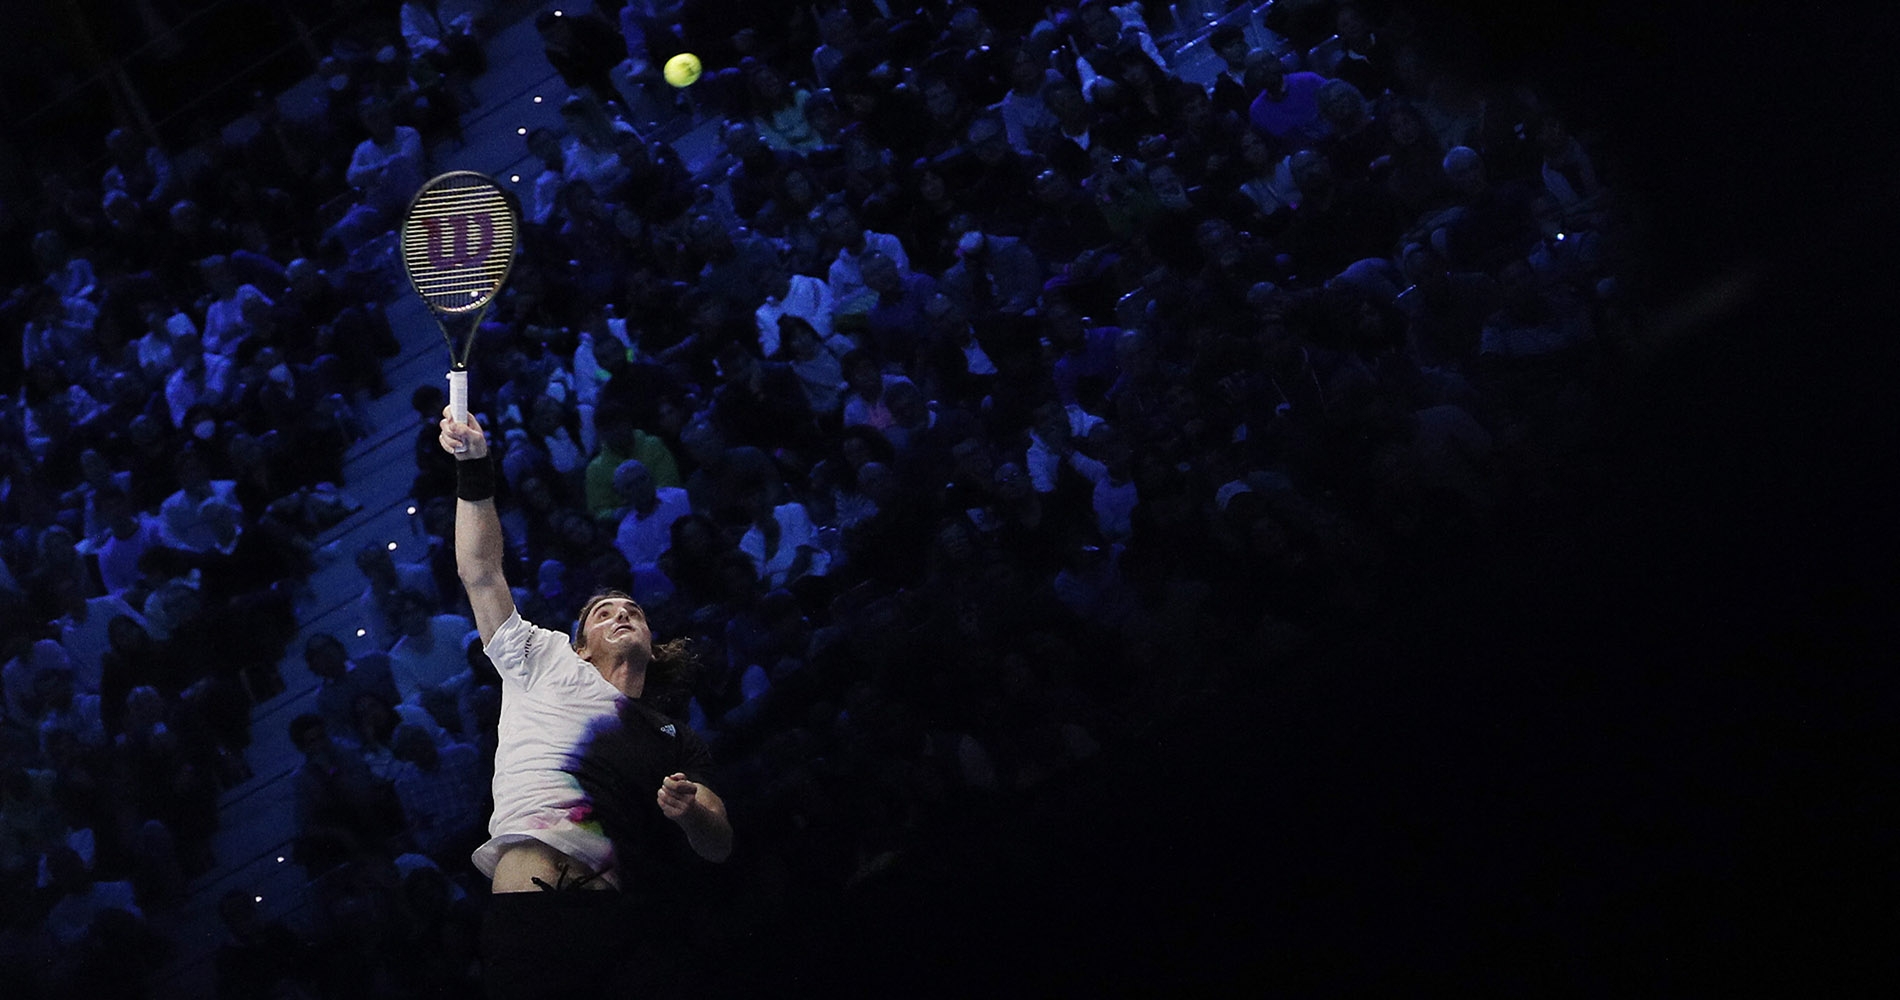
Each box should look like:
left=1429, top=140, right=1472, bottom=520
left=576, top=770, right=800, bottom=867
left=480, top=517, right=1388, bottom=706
left=0, top=0, right=1626, bottom=995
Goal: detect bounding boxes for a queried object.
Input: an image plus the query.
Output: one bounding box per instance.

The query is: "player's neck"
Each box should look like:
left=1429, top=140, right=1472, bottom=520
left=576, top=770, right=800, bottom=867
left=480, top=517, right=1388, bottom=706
left=589, top=651, right=648, bottom=699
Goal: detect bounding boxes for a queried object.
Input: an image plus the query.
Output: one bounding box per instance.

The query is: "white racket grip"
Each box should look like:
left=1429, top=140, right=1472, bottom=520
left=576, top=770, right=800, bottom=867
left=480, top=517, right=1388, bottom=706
left=448, top=369, right=469, bottom=453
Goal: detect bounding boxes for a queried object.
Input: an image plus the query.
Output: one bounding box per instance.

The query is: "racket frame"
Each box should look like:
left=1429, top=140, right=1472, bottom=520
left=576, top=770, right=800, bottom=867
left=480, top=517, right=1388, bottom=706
left=399, top=170, right=520, bottom=436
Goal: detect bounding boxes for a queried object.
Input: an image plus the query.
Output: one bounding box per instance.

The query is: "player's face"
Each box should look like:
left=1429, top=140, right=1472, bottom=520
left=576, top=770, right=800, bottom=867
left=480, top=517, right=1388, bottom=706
left=583, top=598, right=651, bottom=658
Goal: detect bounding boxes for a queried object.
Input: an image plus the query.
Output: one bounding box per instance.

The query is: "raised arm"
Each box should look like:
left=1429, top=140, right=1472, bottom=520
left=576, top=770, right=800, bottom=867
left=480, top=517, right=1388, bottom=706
left=441, top=409, right=516, bottom=645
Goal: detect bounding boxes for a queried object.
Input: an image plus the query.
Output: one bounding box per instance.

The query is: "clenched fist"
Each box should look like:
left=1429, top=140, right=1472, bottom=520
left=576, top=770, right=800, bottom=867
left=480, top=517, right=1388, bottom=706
left=656, top=773, right=701, bottom=821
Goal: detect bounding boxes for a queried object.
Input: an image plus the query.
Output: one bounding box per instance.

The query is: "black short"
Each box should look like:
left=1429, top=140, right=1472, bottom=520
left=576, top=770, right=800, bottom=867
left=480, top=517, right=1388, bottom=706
left=480, top=888, right=635, bottom=1000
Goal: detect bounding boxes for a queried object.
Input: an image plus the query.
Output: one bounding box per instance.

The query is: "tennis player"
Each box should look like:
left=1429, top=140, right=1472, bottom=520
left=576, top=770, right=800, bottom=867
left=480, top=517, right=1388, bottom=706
left=442, top=409, right=731, bottom=999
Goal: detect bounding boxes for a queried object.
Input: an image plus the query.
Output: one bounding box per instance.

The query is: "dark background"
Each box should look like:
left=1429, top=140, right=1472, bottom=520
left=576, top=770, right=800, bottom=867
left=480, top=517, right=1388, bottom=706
left=752, top=1, right=1890, bottom=994
left=8, top=0, right=1886, bottom=991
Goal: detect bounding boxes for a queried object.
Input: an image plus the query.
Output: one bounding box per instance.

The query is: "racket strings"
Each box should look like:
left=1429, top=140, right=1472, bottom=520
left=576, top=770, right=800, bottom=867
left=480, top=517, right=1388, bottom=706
left=402, top=172, right=517, bottom=316
left=402, top=171, right=517, bottom=393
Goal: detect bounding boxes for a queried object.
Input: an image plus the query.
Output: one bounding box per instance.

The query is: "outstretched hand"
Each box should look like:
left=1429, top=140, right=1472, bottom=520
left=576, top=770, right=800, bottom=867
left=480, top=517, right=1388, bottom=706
left=656, top=773, right=700, bottom=821
left=439, top=406, right=490, bottom=460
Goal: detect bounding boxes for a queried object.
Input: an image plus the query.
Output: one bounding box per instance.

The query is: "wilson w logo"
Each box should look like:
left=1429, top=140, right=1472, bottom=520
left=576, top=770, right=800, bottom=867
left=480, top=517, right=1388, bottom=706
left=423, top=214, right=494, bottom=269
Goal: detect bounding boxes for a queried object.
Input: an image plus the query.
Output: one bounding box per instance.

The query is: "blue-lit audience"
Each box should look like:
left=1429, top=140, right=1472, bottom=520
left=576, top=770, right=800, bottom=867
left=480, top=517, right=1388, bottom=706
left=0, top=1, right=1623, bottom=995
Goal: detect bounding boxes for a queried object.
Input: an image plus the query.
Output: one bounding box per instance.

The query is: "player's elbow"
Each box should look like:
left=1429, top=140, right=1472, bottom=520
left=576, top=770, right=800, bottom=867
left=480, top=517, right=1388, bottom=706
left=458, top=566, right=508, bottom=597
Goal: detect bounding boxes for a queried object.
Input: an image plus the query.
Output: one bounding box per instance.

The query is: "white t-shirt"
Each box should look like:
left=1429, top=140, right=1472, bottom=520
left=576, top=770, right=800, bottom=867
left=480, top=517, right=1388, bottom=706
left=471, top=610, right=627, bottom=885
left=738, top=502, right=831, bottom=588
left=754, top=274, right=835, bottom=357
left=614, top=487, right=693, bottom=571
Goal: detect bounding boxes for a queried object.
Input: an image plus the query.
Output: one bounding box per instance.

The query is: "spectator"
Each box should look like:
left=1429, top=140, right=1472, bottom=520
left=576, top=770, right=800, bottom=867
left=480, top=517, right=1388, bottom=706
left=162, top=324, right=234, bottom=431
left=388, top=723, right=487, bottom=860
left=558, top=94, right=635, bottom=194
left=940, top=229, right=1042, bottom=320
left=101, top=128, right=177, bottom=208
left=747, top=60, right=823, bottom=153
left=34, top=661, right=106, bottom=754
left=1434, top=144, right=1538, bottom=271
left=778, top=315, right=853, bottom=416
left=386, top=594, right=477, bottom=704
left=821, top=198, right=910, bottom=321
left=41, top=845, right=143, bottom=948
left=1205, top=25, right=1254, bottom=117
left=995, top=44, right=1061, bottom=155
left=839, top=350, right=913, bottom=431
left=1248, top=55, right=1331, bottom=147
left=1328, top=5, right=1400, bottom=98
left=1478, top=259, right=1593, bottom=359
left=289, top=714, right=402, bottom=864
left=213, top=888, right=315, bottom=1000
left=353, top=542, right=439, bottom=651
left=710, top=340, right=819, bottom=452
left=1536, top=117, right=1602, bottom=217
left=304, top=633, right=401, bottom=741
left=860, top=250, right=938, bottom=365
left=53, top=583, right=146, bottom=696
left=737, top=487, right=831, bottom=591
left=679, top=416, right=782, bottom=524
left=612, top=459, right=694, bottom=575
left=1396, top=242, right=1498, bottom=367
left=586, top=408, right=684, bottom=524
left=1371, top=100, right=1452, bottom=220
left=157, top=446, right=243, bottom=555
left=327, top=97, right=424, bottom=254
left=754, top=258, right=835, bottom=358
left=536, top=8, right=627, bottom=107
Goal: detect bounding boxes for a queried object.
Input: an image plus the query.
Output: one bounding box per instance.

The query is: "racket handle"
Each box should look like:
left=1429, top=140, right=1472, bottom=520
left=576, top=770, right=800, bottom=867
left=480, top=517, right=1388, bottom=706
left=447, top=369, right=469, bottom=453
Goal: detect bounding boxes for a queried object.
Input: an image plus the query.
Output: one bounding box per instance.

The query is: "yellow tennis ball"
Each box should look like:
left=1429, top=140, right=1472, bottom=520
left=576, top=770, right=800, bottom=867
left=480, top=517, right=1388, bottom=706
left=663, top=52, right=702, bottom=88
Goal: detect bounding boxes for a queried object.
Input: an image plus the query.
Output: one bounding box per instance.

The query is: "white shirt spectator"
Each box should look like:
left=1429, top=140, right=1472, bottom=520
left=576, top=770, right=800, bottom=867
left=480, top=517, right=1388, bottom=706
left=541, top=427, right=589, bottom=480
left=739, top=502, right=831, bottom=588
left=994, top=74, right=1060, bottom=155
left=389, top=612, right=478, bottom=702
left=1064, top=449, right=1140, bottom=543
left=614, top=486, right=692, bottom=572
left=139, top=579, right=200, bottom=644
left=754, top=274, right=834, bottom=357
left=164, top=353, right=234, bottom=429
left=59, top=595, right=146, bottom=694
left=1024, top=406, right=1107, bottom=494
left=347, top=124, right=425, bottom=216
left=562, top=130, right=634, bottom=193
left=201, top=284, right=272, bottom=358
left=95, top=513, right=161, bottom=597
left=528, top=163, right=566, bottom=225
left=400, top=2, right=450, bottom=55
left=158, top=480, right=243, bottom=553
left=828, top=231, right=910, bottom=316
left=789, top=332, right=855, bottom=415
left=132, top=311, right=194, bottom=383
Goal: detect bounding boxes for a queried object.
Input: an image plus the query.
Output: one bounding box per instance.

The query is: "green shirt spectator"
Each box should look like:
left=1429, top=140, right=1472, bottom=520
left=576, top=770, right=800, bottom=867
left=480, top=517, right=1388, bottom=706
left=586, top=415, right=681, bottom=523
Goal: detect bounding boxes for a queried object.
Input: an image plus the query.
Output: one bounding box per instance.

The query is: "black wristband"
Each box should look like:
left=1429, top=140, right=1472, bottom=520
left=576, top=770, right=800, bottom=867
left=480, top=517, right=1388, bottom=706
left=456, top=454, right=496, bottom=502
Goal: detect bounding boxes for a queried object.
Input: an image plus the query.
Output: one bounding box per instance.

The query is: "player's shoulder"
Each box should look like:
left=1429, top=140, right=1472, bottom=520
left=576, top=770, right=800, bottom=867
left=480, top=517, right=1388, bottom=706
left=494, top=608, right=571, bottom=654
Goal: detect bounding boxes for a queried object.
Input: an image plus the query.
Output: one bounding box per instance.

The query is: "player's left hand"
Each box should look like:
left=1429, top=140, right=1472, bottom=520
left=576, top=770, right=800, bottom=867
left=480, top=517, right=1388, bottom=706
left=657, top=773, right=699, bottom=820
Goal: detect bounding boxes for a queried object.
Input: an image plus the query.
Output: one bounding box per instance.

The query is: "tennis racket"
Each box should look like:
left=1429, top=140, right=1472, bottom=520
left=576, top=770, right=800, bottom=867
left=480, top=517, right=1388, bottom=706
left=400, top=171, right=519, bottom=449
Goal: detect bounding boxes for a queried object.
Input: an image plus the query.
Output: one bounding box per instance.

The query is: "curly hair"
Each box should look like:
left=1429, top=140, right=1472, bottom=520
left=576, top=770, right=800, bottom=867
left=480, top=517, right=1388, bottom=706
left=570, top=590, right=701, bottom=697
